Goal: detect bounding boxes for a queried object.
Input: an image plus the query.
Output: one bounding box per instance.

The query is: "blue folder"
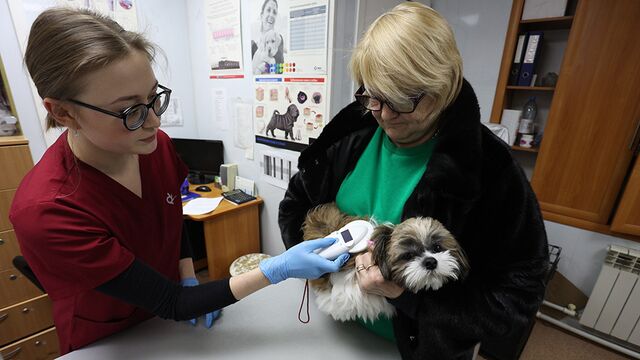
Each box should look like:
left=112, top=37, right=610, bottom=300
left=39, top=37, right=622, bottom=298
left=517, top=31, right=544, bottom=86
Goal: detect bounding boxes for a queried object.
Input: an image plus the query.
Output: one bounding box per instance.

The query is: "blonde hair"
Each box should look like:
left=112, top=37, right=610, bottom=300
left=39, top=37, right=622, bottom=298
left=350, top=2, right=462, bottom=119
left=25, top=7, right=157, bottom=130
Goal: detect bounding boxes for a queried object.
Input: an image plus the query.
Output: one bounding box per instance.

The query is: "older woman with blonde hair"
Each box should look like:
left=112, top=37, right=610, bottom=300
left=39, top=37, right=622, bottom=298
left=279, top=2, right=548, bottom=359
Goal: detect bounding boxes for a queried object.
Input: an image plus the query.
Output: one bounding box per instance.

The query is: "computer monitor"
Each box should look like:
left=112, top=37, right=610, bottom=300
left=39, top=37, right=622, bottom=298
left=171, top=138, right=224, bottom=184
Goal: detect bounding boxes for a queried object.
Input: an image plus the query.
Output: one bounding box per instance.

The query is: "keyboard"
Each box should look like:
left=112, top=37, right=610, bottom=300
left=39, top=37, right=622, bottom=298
left=222, top=189, right=257, bottom=205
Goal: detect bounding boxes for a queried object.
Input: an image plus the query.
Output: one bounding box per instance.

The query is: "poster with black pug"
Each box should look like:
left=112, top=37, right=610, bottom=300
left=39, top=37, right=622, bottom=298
left=254, top=76, right=327, bottom=152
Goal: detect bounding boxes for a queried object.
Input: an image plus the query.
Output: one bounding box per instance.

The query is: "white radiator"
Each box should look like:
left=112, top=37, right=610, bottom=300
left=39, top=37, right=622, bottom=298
left=580, top=245, right=640, bottom=346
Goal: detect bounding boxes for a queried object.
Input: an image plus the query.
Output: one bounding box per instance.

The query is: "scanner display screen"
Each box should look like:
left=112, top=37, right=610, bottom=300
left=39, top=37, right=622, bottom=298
left=341, top=230, right=353, bottom=242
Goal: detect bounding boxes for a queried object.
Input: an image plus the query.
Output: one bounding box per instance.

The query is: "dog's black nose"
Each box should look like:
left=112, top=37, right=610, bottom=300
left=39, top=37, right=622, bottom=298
left=423, top=257, right=437, bottom=270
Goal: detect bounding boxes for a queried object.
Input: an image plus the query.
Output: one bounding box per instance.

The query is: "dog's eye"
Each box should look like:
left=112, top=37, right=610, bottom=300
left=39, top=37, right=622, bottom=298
left=431, top=244, right=442, bottom=253
left=399, top=253, right=414, bottom=261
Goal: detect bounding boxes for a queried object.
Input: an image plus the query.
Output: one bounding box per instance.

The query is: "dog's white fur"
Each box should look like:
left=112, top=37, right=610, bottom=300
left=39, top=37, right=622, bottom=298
left=261, top=29, right=280, bottom=65
left=313, top=265, right=396, bottom=322
left=401, top=250, right=462, bottom=292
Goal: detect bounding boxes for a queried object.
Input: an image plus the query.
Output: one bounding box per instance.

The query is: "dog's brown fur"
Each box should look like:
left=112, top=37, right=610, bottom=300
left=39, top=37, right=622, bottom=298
left=302, top=203, right=365, bottom=291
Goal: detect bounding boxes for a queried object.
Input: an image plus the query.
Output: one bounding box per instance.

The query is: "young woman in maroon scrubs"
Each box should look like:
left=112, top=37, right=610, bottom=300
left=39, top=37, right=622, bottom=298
left=9, top=8, right=348, bottom=355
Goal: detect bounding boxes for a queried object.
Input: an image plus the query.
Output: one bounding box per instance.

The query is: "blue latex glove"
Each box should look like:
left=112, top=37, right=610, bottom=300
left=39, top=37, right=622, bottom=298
left=259, top=238, right=350, bottom=284
left=181, top=277, right=221, bottom=328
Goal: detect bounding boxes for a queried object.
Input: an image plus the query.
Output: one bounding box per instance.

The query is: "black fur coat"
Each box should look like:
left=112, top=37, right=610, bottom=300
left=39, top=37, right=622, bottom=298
left=279, top=79, right=549, bottom=360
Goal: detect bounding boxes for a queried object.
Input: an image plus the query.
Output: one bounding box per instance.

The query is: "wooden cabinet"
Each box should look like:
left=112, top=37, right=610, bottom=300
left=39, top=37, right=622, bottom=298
left=612, top=157, right=640, bottom=236
left=491, top=0, right=640, bottom=240
left=0, top=56, right=58, bottom=357
left=185, top=185, right=262, bottom=279
left=0, top=327, right=59, bottom=360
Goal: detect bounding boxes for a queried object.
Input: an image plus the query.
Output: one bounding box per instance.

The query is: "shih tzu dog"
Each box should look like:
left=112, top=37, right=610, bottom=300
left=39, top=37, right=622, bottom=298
left=303, top=203, right=469, bottom=322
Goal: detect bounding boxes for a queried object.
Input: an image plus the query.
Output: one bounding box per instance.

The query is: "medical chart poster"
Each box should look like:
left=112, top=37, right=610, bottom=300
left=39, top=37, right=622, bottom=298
left=249, top=0, right=328, bottom=76
left=205, top=0, right=244, bottom=79
left=254, top=76, right=328, bottom=152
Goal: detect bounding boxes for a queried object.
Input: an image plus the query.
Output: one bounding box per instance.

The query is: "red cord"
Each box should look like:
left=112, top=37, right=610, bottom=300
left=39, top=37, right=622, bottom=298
left=298, top=280, right=310, bottom=323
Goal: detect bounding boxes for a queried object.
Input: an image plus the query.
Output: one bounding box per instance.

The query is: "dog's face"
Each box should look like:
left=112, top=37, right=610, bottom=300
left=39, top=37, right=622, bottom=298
left=373, top=217, right=469, bottom=293
left=287, top=104, right=299, bottom=119
left=262, top=30, right=280, bottom=57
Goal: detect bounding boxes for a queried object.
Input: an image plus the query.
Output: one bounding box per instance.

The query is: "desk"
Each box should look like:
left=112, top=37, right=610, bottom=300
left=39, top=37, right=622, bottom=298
left=185, top=185, right=263, bottom=280
left=58, top=280, right=400, bottom=359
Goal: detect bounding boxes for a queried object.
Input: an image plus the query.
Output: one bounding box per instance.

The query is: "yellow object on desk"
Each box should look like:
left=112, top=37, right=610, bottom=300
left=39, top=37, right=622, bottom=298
left=229, top=253, right=271, bottom=276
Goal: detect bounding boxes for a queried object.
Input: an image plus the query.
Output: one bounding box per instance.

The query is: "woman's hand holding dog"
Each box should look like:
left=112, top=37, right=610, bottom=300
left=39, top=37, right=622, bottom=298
left=355, top=251, right=404, bottom=299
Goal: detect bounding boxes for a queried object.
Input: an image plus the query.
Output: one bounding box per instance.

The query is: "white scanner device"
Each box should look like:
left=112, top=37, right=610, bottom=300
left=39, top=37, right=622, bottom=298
left=315, top=220, right=374, bottom=260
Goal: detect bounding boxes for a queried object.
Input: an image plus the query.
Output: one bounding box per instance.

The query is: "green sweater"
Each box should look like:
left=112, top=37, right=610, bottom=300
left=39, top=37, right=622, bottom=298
left=335, top=127, right=437, bottom=341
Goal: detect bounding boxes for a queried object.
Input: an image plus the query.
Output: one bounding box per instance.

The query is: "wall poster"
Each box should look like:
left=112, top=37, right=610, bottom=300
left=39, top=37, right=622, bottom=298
left=205, top=0, right=244, bottom=79
left=250, top=0, right=329, bottom=151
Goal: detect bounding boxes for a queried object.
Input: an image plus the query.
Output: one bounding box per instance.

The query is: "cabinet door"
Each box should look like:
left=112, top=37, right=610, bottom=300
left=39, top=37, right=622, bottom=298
left=0, top=190, right=16, bottom=232
left=611, top=157, right=640, bottom=236
left=0, top=145, right=33, bottom=190
left=531, top=0, right=640, bottom=224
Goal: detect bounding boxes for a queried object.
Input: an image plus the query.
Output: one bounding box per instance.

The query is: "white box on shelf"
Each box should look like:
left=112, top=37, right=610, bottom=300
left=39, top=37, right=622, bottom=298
left=500, top=109, right=522, bottom=146
left=522, top=0, right=568, bottom=20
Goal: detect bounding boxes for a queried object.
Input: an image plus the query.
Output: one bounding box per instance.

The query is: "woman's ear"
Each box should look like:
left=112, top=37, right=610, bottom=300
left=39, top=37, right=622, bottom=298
left=43, top=98, right=80, bottom=130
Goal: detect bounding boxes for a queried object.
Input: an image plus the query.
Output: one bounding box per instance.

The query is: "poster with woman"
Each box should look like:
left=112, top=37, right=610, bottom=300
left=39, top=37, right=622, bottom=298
left=250, top=0, right=328, bottom=76
left=250, top=0, right=288, bottom=75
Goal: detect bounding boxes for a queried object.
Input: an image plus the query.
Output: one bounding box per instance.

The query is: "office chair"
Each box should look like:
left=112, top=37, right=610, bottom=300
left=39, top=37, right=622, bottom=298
left=12, top=255, right=45, bottom=292
left=479, top=244, right=562, bottom=360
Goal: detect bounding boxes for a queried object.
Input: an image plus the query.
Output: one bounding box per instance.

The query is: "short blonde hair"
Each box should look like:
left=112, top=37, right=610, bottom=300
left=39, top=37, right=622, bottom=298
left=25, top=7, right=157, bottom=130
left=350, top=2, right=462, bottom=118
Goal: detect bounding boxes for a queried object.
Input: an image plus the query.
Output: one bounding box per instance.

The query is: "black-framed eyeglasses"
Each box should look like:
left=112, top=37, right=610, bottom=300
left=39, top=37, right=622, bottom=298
left=354, top=85, right=425, bottom=114
left=68, top=84, right=172, bottom=131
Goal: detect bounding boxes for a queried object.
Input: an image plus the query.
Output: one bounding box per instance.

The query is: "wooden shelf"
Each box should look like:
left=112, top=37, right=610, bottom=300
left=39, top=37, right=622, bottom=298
left=507, top=86, right=555, bottom=91
left=512, top=145, right=539, bottom=153
left=0, top=135, right=28, bottom=146
left=520, top=16, right=574, bottom=31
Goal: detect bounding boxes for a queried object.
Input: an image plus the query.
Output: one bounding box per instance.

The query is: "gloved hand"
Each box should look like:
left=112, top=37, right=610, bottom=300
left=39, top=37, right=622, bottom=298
left=259, top=237, right=350, bottom=284
left=181, top=277, right=221, bottom=328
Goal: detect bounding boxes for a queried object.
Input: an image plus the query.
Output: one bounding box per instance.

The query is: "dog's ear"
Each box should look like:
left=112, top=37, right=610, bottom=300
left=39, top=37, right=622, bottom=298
left=371, top=224, right=394, bottom=280
left=302, top=203, right=346, bottom=240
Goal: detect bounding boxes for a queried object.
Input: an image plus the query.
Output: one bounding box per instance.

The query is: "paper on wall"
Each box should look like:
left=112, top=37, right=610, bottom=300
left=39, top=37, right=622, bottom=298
left=232, top=98, right=255, bottom=159
left=160, top=97, right=183, bottom=127
left=259, top=149, right=298, bottom=190
left=211, top=88, right=229, bottom=130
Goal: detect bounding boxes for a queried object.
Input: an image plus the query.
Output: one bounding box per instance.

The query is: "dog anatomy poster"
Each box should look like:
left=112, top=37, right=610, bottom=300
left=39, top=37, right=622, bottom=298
left=250, top=0, right=329, bottom=76
left=254, top=76, right=327, bottom=151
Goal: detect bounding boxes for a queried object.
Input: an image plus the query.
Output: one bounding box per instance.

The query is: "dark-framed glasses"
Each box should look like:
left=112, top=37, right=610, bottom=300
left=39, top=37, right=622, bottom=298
left=69, top=84, right=172, bottom=131
left=354, top=85, right=425, bottom=114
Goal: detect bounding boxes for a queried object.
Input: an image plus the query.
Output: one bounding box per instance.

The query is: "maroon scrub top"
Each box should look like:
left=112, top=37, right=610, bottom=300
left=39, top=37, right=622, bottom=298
left=10, top=130, right=188, bottom=354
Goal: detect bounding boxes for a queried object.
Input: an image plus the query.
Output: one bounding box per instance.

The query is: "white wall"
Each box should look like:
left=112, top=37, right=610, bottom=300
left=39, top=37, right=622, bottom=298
left=3, top=0, right=639, bottom=296
left=432, top=0, right=640, bottom=295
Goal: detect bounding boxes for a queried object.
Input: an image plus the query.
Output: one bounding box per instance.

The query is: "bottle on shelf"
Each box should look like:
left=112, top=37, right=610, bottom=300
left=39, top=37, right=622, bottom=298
left=517, top=96, right=537, bottom=148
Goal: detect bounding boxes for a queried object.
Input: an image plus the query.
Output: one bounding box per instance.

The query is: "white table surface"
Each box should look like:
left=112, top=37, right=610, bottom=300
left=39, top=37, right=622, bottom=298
left=59, top=279, right=400, bottom=359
